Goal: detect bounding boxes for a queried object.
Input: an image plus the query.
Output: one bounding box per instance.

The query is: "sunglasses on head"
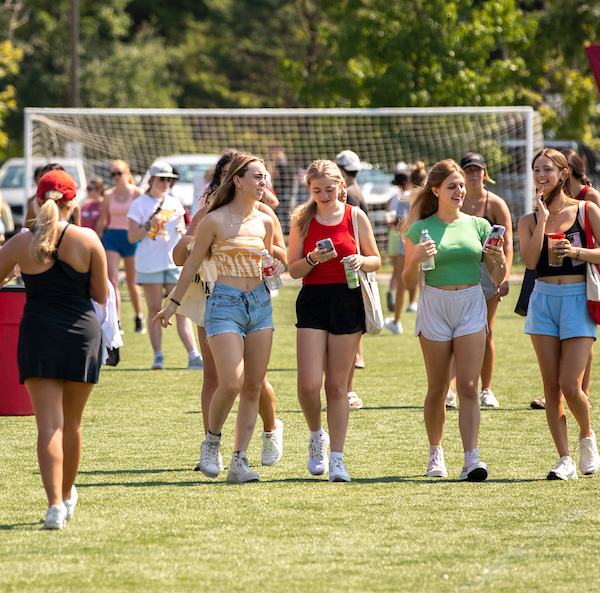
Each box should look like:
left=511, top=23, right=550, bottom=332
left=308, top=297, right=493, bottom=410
left=111, top=171, right=123, bottom=177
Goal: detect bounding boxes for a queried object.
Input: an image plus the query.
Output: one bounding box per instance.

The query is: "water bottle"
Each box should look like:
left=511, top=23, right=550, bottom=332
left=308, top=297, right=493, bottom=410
left=420, top=229, right=435, bottom=271
left=260, top=249, right=283, bottom=291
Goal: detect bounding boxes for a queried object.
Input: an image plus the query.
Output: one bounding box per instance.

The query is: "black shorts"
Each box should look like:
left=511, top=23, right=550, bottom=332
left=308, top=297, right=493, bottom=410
left=296, top=283, right=365, bottom=335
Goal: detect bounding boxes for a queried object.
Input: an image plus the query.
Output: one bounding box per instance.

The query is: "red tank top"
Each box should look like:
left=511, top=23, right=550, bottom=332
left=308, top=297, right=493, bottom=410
left=575, top=185, right=589, bottom=201
left=303, top=204, right=357, bottom=285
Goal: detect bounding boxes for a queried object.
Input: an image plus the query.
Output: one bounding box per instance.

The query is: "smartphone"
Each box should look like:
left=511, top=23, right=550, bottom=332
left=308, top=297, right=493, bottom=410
left=483, top=225, right=506, bottom=249
left=316, top=238, right=335, bottom=253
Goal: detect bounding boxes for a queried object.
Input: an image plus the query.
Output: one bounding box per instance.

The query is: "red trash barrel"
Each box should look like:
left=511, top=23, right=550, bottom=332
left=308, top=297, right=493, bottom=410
left=0, top=284, right=33, bottom=415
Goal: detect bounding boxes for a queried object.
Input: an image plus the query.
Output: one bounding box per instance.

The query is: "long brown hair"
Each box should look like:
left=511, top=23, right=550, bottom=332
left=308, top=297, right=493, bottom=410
left=404, top=159, right=464, bottom=231
left=207, top=153, right=263, bottom=213
left=532, top=148, right=573, bottom=208
left=291, top=160, right=345, bottom=237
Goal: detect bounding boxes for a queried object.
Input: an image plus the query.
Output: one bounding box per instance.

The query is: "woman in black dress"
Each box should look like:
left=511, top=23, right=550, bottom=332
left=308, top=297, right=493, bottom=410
left=0, top=170, right=108, bottom=529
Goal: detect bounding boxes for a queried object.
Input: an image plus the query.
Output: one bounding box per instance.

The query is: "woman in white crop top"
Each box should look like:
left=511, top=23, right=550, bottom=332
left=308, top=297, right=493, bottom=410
left=154, top=154, right=280, bottom=483
left=96, top=159, right=144, bottom=331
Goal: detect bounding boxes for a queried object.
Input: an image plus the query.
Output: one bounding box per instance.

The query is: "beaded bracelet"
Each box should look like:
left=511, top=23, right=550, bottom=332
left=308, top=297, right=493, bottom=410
left=306, top=254, right=317, bottom=266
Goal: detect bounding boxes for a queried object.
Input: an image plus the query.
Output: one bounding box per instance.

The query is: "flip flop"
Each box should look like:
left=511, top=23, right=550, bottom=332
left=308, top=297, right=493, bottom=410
left=530, top=398, right=545, bottom=410
left=348, top=392, right=363, bottom=410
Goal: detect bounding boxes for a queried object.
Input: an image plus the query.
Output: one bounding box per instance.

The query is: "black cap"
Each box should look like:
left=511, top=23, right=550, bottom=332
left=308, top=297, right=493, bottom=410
left=460, top=153, right=486, bottom=169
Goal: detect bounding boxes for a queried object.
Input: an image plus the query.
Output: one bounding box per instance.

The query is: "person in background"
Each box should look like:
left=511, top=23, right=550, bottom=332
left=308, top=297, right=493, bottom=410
left=0, top=191, right=15, bottom=244
left=403, top=159, right=506, bottom=482
left=267, top=144, right=294, bottom=234
left=0, top=170, right=108, bottom=529
left=80, top=178, right=106, bottom=235
left=450, top=152, right=513, bottom=409
left=96, top=160, right=145, bottom=333
left=519, top=148, right=600, bottom=480
left=154, top=154, right=277, bottom=483
left=128, top=161, right=202, bottom=371
left=289, top=159, right=381, bottom=482
left=385, top=161, right=426, bottom=334
left=172, top=150, right=285, bottom=469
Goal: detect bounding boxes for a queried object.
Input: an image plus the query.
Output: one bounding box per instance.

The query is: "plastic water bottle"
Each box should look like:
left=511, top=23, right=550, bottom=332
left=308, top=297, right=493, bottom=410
left=420, top=229, right=435, bottom=271
left=260, top=250, right=283, bottom=291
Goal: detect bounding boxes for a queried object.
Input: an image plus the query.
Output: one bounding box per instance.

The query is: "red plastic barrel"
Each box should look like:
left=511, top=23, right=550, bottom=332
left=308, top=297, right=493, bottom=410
left=0, top=285, right=33, bottom=415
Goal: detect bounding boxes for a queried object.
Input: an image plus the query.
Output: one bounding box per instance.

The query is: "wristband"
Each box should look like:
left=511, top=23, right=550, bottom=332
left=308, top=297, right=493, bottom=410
left=577, top=248, right=580, bottom=258
left=170, top=297, right=181, bottom=307
left=306, top=254, right=317, bottom=266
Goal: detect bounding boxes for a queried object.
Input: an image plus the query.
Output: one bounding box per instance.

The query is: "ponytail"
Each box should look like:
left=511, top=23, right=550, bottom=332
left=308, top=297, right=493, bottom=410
left=29, top=200, right=59, bottom=262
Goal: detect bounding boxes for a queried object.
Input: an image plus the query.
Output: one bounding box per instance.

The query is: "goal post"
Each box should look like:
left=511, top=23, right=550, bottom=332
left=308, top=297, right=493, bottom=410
left=24, top=106, right=543, bottom=246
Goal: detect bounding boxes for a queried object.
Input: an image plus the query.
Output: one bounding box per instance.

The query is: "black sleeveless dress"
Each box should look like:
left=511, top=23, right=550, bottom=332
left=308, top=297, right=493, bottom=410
left=18, top=225, right=102, bottom=384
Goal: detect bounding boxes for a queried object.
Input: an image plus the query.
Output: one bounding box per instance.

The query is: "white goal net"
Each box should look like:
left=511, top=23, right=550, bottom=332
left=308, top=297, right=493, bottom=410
left=25, top=107, right=543, bottom=248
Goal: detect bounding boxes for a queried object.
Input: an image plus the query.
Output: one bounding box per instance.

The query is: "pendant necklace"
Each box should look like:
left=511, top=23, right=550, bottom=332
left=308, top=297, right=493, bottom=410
left=228, top=205, right=256, bottom=227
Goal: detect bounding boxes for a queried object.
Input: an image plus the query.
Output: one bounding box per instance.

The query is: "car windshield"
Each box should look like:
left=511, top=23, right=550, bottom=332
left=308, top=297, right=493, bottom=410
left=0, top=164, right=81, bottom=190
left=170, top=163, right=214, bottom=184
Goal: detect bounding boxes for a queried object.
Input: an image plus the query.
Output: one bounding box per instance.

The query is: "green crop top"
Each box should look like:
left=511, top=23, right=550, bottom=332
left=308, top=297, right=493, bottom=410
left=405, top=213, right=491, bottom=286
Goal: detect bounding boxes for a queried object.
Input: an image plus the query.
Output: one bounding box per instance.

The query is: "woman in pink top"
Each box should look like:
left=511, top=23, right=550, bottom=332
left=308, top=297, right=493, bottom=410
left=96, top=160, right=145, bottom=333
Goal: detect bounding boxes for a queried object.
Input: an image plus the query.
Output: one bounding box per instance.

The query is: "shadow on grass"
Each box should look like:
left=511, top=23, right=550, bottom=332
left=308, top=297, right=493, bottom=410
left=0, top=521, right=43, bottom=530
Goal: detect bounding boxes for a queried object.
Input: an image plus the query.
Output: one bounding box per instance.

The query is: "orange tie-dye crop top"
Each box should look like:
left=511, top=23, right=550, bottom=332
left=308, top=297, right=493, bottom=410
left=210, top=237, right=265, bottom=277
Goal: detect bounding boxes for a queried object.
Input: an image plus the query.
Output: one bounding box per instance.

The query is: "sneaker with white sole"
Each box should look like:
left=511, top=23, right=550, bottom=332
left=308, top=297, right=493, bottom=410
left=384, top=317, right=403, bottom=335
left=547, top=456, right=578, bottom=480
left=151, top=353, right=164, bottom=370
left=427, top=447, right=448, bottom=478
left=446, top=388, right=457, bottom=409
left=227, top=451, right=260, bottom=483
left=480, top=388, right=499, bottom=408
left=64, top=485, right=78, bottom=521
left=195, top=452, right=223, bottom=472
left=460, top=449, right=488, bottom=481
left=43, top=503, right=67, bottom=530
left=261, top=418, right=284, bottom=466
left=198, top=432, right=221, bottom=478
left=579, top=431, right=600, bottom=475
left=135, top=316, right=146, bottom=334
left=406, top=302, right=418, bottom=313
left=308, top=432, right=330, bottom=475
left=187, top=355, right=204, bottom=370
left=329, top=457, right=351, bottom=482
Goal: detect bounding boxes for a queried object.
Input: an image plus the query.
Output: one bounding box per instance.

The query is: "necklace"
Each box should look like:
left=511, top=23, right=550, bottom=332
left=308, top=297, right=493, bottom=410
left=228, top=205, right=256, bottom=227
left=316, top=207, right=340, bottom=225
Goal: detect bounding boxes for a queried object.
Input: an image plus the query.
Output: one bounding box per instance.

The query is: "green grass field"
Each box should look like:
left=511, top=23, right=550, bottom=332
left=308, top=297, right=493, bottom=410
left=2, top=278, right=599, bottom=592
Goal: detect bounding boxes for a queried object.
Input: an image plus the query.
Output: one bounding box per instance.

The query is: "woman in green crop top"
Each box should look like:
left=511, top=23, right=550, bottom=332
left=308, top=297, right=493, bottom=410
left=403, top=159, right=506, bottom=482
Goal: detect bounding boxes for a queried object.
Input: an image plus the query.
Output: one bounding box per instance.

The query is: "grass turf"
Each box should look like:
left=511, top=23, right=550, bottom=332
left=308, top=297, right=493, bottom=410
left=1, top=279, right=600, bottom=592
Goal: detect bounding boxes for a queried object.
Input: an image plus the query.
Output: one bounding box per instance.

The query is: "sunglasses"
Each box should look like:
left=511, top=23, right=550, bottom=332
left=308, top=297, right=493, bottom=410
left=157, top=177, right=171, bottom=182
left=86, top=185, right=96, bottom=191
left=111, top=171, right=123, bottom=177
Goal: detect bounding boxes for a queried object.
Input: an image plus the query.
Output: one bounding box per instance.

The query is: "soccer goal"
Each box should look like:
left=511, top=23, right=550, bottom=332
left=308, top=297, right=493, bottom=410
left=24, top=106, right=543, bottom=245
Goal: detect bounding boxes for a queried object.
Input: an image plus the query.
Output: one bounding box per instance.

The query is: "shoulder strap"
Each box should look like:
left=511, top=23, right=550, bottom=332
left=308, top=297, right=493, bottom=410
left=56, top=223, right=70, bottom=250
left=351, top=206, right=361, bottom=256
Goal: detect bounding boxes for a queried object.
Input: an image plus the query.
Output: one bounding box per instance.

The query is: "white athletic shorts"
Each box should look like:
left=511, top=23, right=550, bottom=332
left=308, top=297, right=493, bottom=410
left=415, top=284, right=488, bottom=341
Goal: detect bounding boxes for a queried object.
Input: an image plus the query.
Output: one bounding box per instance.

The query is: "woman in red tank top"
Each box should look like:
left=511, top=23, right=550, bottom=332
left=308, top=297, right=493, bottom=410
left=288, top=159, right=380, bottom=482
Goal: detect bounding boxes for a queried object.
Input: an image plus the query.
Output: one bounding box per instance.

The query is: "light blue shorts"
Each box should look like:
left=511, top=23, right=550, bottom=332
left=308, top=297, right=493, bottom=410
left=524, top=280, right=597, bottom=340
left=415, top=284, right=487, bottom=341
left=137, top=268, right=181, bottom=285
left=204, top=282, right=274, bottom=338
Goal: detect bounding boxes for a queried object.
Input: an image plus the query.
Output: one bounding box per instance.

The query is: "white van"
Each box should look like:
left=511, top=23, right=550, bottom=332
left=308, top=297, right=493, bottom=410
left=0, top=157, right=90, bottom=227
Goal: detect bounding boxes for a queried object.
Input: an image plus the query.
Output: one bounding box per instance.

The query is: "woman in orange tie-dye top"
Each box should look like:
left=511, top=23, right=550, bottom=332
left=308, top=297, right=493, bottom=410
left=154, top=153, right=279, bottom=483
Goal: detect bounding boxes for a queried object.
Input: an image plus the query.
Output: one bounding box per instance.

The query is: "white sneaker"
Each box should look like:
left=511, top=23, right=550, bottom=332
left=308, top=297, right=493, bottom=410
left=406, top=302, right=418, bottom=313
left=329, top=457, right=351, bottom=482
left=460, top=449, right=488, bottom=481
left=261, top=418, right=284, bottom=466
left=579, top=431, right=600, bottom=475
left=64, top=485, right=78, bottom=521
left=384, top=317, right=403, bottom=334
left=198, top=433, right=221, bottom=478
left=43, top=504, right=67, bottom=530
left=480, top=388, right=499, bottom=408
left=227, top=451, right=260, bottom=483
left=151, top=353, right=164, bottom=370
left=547, top=456, right=578, bottom=480
left=187, top=355, right=204, bottom=370
left=195, top=452, right=223, bottom=472
left=446, top=388, right=457, bottom=409
left=308, top=432, right=330, bottom=475
left=427, top=447, right=448, bottom=478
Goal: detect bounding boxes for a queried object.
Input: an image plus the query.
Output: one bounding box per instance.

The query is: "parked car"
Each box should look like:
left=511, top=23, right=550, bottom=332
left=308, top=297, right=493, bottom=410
left=140, top=154, right=221, bottom=213
left=0, top=157, right=90, bottom=227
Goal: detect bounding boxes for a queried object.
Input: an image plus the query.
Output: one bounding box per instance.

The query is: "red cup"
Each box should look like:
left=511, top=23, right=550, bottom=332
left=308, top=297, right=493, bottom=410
left=547, top=233, right=566, bottom=267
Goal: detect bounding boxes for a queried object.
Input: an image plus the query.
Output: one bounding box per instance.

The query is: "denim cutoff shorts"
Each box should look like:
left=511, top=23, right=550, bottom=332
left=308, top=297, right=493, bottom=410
left=136, top=268, right=181, bottom=285
left=102, top=229, right=138, bottom=258
left=524, top=280, right=597, bottom=340
left=416, top=284, right=487, bottom=341
left=204, top=281, right=274, bottom=338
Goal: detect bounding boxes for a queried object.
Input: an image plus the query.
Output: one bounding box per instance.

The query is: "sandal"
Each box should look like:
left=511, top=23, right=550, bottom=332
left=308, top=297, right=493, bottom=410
left=348, top=392, right=363, bottom=410
left=530, top=398, right=545, bottom=410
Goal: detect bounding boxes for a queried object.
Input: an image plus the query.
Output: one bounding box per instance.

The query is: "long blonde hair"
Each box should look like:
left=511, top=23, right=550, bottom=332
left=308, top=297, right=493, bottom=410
left=207, top=153, right=262, bottom=213
left=29, top=200, right=60, bottom=262
left=112, top=159, right=135, bottom=185
left=292, top=160, right=345, bottom=237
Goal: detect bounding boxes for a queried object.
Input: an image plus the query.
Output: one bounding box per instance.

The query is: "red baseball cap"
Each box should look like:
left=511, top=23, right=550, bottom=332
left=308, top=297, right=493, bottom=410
left=36, top=170, right=77, bottom=203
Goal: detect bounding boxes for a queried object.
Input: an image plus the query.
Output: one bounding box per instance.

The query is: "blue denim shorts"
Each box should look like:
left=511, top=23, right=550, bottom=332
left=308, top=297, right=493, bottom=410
left=137, top=268, right=181, bottom=285
left=204, top=282, right=274, bottom=338
left=102, top=229, right=138, bottom=258
left=525, top=280, right=597, bottom=340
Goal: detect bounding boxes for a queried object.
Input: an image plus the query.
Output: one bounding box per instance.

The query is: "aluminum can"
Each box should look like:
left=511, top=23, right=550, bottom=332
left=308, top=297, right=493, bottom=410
left=342, top=256, right=360, bottom=289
